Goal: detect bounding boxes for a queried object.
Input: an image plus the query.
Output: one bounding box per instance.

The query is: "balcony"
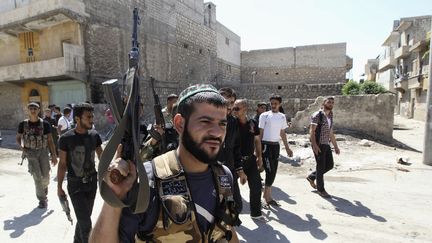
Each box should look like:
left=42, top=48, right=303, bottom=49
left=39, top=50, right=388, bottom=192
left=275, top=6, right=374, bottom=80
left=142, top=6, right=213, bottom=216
left=0, top=43, right=85, bottom=82
left=394, top=46, right=410, bottom=59
left=378, top=55, right=396, bottom=71
left=394, top=74, right=408, bottom=93
left=409, top=40, right=428, bottom=53
left=0, top=0, right=88, bottom=37
left=408, top=75, right=423, bottom=89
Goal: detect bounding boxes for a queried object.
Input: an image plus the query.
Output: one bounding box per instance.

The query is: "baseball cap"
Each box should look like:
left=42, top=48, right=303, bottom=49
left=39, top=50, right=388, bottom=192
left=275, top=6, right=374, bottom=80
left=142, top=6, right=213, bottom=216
left=27, top=102, right=40, bottom=108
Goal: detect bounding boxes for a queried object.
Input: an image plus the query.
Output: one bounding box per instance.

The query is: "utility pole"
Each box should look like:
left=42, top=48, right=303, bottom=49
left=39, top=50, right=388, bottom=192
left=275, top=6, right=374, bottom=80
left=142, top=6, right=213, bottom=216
left=423, top=19, right=432, bottom=165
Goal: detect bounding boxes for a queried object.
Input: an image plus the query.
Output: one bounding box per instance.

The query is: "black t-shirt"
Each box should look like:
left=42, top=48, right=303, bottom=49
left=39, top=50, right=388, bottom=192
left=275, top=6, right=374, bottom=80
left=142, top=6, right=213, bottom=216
left=43, top=117, right=57, bottom=133
left=238, top=119, right=259, bottom=156
left=58, top=129, right=102, bottom=178
left=18, top=119, right=51, bottom=135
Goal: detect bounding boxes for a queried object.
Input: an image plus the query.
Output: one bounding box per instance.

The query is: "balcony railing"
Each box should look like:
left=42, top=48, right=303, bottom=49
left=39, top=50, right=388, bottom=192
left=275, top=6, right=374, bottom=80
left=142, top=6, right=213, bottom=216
left=378, top=54, right=396, bottom=71
left=408, top=75, right=423, bottom=89
left=0, top=43, right=85, bottom=82
left=394, top=73, right=408, bottom=92
left=0, top=0, right=88, bottom=32
left=394, top=46, right=409, bottom=59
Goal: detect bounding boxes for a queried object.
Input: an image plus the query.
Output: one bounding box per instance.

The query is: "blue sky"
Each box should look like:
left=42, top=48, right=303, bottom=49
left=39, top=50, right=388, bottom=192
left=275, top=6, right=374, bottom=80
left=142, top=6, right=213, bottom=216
left=210, top=0, right=431, bottom=80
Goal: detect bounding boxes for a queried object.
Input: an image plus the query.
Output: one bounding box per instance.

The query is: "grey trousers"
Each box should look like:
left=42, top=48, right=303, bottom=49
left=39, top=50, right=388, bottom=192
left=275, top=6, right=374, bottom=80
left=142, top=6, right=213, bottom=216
left=27, top=148, right=50, bottom=201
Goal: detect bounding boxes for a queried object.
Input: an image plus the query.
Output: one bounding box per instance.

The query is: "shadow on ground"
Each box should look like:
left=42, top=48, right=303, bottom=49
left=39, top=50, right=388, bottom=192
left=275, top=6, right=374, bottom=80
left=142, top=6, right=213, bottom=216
left=237, top=222, right=291, bottom=243
left=3, top=208, right=54, bottom=238
left=237, top=185, right=326, bottom=242
left=327, top=195, right=387, bottom=222
left=279, top=155, right=301, bottom=167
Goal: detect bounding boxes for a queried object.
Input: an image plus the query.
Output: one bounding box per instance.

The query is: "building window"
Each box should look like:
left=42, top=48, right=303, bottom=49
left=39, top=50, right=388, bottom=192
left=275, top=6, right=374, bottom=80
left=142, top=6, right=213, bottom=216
left=225, top=37, right=229, bottom=45
left=226, top=64, right=231, bottom=73
left=277, top=86, right=282, bottom=90
left=28, top=47, right=33, bottom=56
left=183, top=43, right=189, bottom=49
left=29, top=89, right=40, bottom=97
left=199, top=49, right=203, bottom=54
left=275, top=72, right=279, bottom=75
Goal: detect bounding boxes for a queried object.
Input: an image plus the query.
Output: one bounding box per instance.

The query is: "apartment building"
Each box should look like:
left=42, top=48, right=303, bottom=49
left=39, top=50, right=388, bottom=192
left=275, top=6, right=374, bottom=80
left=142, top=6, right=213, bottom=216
left=377, top=15, right=431, bottom=121
left=0, top=0, right=88, bottom=126
left=0, top=0, right=242, bottom=129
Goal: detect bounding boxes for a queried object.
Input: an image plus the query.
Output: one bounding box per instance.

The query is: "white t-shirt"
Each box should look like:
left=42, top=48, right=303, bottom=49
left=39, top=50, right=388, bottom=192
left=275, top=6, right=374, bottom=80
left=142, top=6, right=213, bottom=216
left=58, top=116, right=70, bottom=132
left=258, top=111, right=288, bottom=142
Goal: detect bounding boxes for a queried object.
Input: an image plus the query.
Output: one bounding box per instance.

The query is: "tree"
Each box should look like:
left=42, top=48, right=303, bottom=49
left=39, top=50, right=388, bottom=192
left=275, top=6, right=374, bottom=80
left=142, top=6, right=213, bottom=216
left=342, top=80, right=360, bottom=95
left=359, top=80, right=386, bottom=94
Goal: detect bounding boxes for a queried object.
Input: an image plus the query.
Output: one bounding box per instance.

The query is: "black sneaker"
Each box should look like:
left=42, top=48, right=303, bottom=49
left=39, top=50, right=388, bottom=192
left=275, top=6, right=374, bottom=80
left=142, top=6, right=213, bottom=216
left=38, top=200, right=47, bottom=208
left=306, top=177, right=317, bottom=189
left=318, top=190, right=331, bottom=198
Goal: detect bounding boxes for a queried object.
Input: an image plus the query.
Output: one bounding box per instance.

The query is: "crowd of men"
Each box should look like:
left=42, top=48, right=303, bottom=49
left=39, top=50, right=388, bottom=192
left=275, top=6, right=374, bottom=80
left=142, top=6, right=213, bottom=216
left=16, top=84, right=340, bottom=243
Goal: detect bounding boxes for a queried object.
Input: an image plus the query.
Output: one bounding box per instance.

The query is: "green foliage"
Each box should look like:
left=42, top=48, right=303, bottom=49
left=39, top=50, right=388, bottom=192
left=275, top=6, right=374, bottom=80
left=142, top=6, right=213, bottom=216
left=342, top=80, right=386, bottom=95
left=342, top=80, right=360, bottom=95
left=359, top=80, right=386, bottom=94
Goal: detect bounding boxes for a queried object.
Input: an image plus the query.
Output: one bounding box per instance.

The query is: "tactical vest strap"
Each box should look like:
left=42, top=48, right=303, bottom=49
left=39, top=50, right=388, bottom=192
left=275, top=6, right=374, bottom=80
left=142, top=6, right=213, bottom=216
left=152, top=150, right=181, bottom=179
left=146, top=154, right=237, bottom=243
left=23, top=118, right=47, bottom=150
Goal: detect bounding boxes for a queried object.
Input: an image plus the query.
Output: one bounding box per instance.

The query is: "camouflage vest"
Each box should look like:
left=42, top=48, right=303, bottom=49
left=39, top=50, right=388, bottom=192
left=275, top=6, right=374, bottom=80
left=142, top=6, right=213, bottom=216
left=23, top=118, right=48, bottom=150
left=137, top=150, right=238, bottom=243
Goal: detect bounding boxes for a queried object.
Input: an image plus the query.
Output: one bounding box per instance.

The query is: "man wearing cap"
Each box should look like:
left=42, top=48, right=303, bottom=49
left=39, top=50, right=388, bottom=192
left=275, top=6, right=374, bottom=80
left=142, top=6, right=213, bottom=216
left=162, top=93, right=178, bottom=127
left=90, top=84, right=240, bottom=243
left=254, top=102, right=268, bottom=124
left=16, top=102, right=58, bottom=208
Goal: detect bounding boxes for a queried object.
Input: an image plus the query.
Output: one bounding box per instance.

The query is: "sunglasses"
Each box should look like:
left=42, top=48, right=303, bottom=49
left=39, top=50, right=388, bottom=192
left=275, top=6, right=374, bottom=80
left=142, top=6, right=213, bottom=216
left=232, top=107, right=241, bottom=111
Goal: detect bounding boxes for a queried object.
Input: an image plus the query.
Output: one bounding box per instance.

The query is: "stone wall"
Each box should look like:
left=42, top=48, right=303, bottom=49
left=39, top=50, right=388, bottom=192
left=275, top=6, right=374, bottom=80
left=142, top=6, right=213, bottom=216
left=288, top=94, right=396, bottom=142
left=0, top=83, right=25, bottom=129
left=241, top=43, right=351, bottom=84
left=237, top=83, right=344, bottom=100
left=83, top=0, right=220, bottom=106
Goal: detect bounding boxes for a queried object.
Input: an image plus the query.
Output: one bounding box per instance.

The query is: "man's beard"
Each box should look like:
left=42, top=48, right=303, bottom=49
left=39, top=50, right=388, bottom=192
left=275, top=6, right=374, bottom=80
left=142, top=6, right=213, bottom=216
left=182, top=121, right=222, bottom=165
left=324, top=104, right=333, bottom=111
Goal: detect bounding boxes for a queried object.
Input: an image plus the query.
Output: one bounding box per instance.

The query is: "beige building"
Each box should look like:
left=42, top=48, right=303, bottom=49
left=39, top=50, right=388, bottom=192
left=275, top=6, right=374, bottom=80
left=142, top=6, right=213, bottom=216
left=0, top=0, right=88, bottom=126
left=364, top=58, right=379, bottom=81
left=0, top=0, right=241, bottom=129
left=376, top=15, right=431, bottom=121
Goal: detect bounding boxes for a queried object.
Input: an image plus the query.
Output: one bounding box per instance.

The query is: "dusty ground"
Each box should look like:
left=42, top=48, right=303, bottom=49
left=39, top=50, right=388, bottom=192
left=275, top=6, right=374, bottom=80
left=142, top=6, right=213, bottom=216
left=0, top=115, right=431, bottom=243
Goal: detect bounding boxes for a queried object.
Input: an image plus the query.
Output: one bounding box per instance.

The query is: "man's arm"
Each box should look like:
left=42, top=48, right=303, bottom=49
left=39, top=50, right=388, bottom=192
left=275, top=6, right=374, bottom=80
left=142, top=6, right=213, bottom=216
left=57, top=150, right=67, bottom=197
left=16, top=133, right=23, bottom=150
left=330, top=129, right=340, bottom=155
left=96, top=146, right=103, bottom=161
left=90, top=160, right=137, bottom=243
left=254, top=135, right=263, bottom=169
left=47, top=135, right=58, bottom=165
left=310, top=124, right=321, bottom=155
left=280, top=130, right=292, bottom=157
left=233, top=128, right=247, bottom=185
left=90, top=203, right=123, bottom=243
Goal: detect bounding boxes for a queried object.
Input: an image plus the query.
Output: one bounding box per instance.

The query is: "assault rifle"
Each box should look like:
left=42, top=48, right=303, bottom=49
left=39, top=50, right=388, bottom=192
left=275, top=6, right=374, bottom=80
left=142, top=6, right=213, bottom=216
left=18, top=151, right=26, bottom=166
left=98, top=8, right=149, bottom=213
left=59, top=195, right=73, bottom=225
left=149, top=77, right=167, bottom=152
